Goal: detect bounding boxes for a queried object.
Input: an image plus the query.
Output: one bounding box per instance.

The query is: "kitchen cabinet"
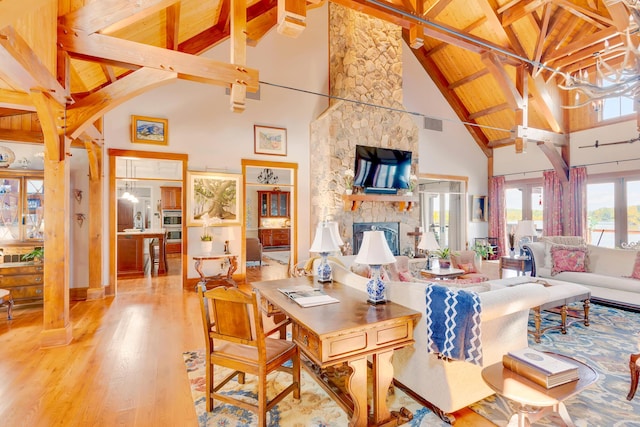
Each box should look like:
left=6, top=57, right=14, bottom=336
left=259, top=228, right=290, bottom=249
left=258, top=191, right=289, bottom=218
left=160, top=186, right=182, bottom=210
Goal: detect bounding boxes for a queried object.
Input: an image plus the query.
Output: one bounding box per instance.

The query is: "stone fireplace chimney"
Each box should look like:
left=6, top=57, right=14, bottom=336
left=309, top=4, right=420, bottom=256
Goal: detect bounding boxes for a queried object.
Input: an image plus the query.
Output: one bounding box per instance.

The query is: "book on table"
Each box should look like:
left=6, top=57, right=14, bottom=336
left=277, top=285, right=340, bottom=308
left=502, top=348, right=579, bottom=389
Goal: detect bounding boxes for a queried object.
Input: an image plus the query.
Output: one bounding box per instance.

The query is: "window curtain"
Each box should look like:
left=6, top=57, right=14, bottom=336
left=543, top=170, right=563, bottom=236
left=488, top=176, right=506, bottom=257
left=568, top=167, right=588, bottom=239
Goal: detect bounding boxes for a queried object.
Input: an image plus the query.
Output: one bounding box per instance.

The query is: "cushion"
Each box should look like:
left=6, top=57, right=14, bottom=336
left=351, top=263, right=370, bottom=278
left=399, top=271, right=413, bottom=282
left=550, top=244, right=588, bottom=276
left=458, top=262, right=477, bottom=274
left=630, top=252, right=640, bottom=280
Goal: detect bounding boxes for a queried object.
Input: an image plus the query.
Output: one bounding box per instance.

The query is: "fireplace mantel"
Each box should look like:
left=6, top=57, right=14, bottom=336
left=342, top=194, right=418, bottom=212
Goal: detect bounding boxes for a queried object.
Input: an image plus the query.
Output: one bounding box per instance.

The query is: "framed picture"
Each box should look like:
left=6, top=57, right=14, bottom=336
left=187, top=171, right=242, bottom=226
left=254, top=125, right=287, bottom=156
left=471, top=195, right=487, bottom=222
left=131, top=115, right=168, bottom=145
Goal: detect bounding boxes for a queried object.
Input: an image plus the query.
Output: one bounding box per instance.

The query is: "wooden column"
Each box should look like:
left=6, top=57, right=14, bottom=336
left=31, top=91, right=72, bottom=348
left=85, top=139, right=104, bottom=300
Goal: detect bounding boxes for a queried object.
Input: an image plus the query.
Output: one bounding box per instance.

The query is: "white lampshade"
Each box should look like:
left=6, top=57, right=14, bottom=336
left=326, top=221, right=344, bottom=246
left=354, top=230, right=396, bottom=265
left=418, top=231, right=440, bottom=251
left=516, top=220, right=537, bottom=237
left=309, top=223, right=341, bottom=253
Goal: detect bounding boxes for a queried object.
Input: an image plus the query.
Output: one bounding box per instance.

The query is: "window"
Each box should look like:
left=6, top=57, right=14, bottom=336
left=587, top=175, right=640, bottom=248
left=505, top=182, right=543, bottom=234
left=600, top=78, right=635, bottom=121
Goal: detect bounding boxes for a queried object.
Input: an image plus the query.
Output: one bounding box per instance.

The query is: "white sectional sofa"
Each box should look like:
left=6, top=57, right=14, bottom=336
left=322, top=257, right=550, bottom=420
left=525, top=239, right=640, bottom=309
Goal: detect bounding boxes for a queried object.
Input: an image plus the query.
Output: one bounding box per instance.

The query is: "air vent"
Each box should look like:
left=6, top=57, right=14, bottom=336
left=424, top=117, right=443, bottom=132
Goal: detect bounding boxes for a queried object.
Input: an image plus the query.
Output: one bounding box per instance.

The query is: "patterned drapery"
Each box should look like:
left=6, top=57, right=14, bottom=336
left=568, top=167, right=588, bottom=239
left=543, top=170, right=563, bottom=236
left=488, top=176, right=506, bottom=257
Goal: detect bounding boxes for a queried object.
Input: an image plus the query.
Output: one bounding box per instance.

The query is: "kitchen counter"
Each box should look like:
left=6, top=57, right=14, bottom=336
left=117, top=229, right=167, bottom=277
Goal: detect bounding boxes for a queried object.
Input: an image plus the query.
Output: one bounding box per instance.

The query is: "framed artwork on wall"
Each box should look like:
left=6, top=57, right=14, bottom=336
left=471, top=195, right=487, bottom=222
left=254, top=125, right=287, bottom=156
left=187, top=171, right=242, bottom=226
left=131, top=115, right=168, bottom=145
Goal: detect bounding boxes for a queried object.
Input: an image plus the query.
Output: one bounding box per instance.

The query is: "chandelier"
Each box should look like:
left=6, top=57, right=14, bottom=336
left=559, top=0, right=640, bottom=109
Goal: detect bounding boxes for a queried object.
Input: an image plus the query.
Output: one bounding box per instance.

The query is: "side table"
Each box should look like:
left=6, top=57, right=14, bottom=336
left=499, top=256, right=530, bottom=279
left=482, top=352, right=597, bottom=427
left=193, top=254, right=238, bottom=289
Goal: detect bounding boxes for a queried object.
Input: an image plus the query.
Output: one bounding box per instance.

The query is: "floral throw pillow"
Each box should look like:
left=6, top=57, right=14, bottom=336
left=630, top=252, right=640, bottom=280
left=550, top=244, right=588, bottom=276
left=458, top=262, right=477, bottom=274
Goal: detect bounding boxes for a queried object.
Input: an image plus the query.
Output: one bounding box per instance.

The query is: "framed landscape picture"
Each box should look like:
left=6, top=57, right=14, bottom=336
left=187, top=171, right=242, bottom=226
left=131, top=115, right=168, bottom=145
left=254, top=125, right=287, bottom=156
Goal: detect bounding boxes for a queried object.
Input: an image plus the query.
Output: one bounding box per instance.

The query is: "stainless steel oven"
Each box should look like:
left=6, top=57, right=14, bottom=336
left=166, top=228, right=182, bottom=243
left=162, top=209, right=182, bottom=227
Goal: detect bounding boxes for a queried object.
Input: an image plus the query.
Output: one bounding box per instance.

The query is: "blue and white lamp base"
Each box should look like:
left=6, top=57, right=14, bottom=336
left=316, top=253, right=333, bottom=283
left=366, top=265, right=386, bottom=304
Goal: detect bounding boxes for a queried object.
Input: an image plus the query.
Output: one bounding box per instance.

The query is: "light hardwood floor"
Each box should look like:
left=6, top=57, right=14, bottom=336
left=0, top=255, right=494, bottom=426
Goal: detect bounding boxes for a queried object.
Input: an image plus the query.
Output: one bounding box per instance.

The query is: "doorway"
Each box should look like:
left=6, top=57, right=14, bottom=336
left=108, top=149, right=188, bottom=293
left=419, top=176, right=467, bottom=251
left=241, top=159, right=298, bottom=273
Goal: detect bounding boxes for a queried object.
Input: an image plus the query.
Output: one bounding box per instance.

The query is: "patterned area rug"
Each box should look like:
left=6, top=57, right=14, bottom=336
left=263, top=251, right=290, bottom=265
left=470, top=303, right=640, bottom=426
left=183, top=350, right=449, bottom=426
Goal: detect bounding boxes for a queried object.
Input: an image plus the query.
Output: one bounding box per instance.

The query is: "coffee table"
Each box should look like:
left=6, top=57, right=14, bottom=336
left=482, top=352, right=597, bottom=427
left=420, top=267, right=465, bottom=280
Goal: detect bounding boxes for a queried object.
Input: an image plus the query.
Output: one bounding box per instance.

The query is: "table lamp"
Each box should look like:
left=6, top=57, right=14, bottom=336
left=516, top=220, right=537, bottom=255
left=417, top=231, right=440, bottom=270
left=354, top=230, right=396, bottom=304
left=309, top=222, right=341, bottom=283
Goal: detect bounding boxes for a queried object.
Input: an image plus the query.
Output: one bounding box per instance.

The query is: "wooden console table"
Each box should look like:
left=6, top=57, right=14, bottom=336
left=193, top=253, right=238, bottom=288
left=253, top=276, right=421, bottom=426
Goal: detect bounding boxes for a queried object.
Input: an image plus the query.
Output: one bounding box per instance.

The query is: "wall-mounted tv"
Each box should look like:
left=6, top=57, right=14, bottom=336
left=353, top=145, right=412, bottom=192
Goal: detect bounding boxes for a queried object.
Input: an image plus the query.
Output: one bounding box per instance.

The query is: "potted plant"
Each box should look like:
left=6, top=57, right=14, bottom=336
left=472, top=241, right=495, bottom=261
left=22, top=247, right=44, bottom=263
left=434, top=247, right=452, bottom=269
left=201, top=226, right=213, bottom=254
left=407, top=174, right=418, bottom=196
left=344, top=168, right=354, bottom=195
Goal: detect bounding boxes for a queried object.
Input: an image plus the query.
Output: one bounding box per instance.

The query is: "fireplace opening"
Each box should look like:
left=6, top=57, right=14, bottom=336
left=353, top=222, right=400, bottom=256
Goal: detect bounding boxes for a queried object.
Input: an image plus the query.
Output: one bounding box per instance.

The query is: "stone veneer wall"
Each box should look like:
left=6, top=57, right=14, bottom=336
left=309, top=4, right=420, bottom=256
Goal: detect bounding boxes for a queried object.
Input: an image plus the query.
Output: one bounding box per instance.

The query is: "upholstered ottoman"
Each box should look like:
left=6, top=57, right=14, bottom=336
left=486, top=276, right=591, bottom=343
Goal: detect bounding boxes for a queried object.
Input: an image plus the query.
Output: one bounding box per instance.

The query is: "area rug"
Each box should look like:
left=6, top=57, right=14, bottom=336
left=183, top=350, right=448, bottom=426
left=469, top=303, right=640, bottom=426
left=263, top=251, right=290, bottom=265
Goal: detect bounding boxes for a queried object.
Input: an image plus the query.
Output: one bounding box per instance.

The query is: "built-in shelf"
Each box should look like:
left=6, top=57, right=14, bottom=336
left=342, top=193, right=418, bottom=212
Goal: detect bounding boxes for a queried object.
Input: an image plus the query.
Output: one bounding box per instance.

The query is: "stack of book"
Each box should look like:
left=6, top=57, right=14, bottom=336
left=502, top=348, right=579, bottom=389
left=278, top=285, right=340, bottom=308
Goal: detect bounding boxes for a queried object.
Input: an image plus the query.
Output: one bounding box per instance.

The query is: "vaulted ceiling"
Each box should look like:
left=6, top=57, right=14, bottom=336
left=0, top=0, right=638, bottom=166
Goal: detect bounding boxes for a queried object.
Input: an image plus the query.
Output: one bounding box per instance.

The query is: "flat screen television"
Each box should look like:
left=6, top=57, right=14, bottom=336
left=353, top=145, right=412, bottom=191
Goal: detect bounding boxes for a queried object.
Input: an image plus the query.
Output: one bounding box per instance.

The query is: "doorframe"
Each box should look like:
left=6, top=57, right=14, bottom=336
left=241, top=159, right=298, bottom=274
left=108, top=149, right=188, bottom=294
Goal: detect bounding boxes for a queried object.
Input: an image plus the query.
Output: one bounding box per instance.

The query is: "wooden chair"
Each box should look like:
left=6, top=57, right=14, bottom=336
left=197, top=284, right=300, bottom=425
left=628, top=353, right=640, bottom=400
left=0, top=289, right=13, bottom=319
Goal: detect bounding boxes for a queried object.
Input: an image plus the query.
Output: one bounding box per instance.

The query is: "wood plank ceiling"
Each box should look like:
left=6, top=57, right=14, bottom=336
left=0, top=0, right=638, bottom=162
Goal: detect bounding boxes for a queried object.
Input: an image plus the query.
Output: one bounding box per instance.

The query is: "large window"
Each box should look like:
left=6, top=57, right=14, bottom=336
left=600, top=78, right=635, bottom=121
left=505, top=181, right=543, bottom=234
left=587, top=175, right=640, bottom=248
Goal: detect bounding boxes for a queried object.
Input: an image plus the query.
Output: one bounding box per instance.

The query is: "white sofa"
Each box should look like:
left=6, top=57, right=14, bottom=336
left=322, top=257, right=550, bottom=420
left=525, top=239, right=640, bottom=308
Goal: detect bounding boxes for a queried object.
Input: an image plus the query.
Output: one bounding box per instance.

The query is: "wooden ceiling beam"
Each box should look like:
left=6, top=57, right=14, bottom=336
left=60, top=0, right=180, bottom=35
left=0, top=26, right=69, bottom=106
left=603, top=1, right=634, bottom=30
left=30, top=91, right=64, bottom=161
left=555, top=0, right=614, bottom=29
left=501, top=0, right=549, bottom=27
left=58, top=27, right=259, bottom=92
left=544, top=27, right=618, bottom=63
left=528, top=76, right=562, bottom=133
left=496, top=0, right=525, bottom=15
left=537, top=140, right=569, bottom=182
left=448, top=69, right=489, bottom=90
left=488, top=137, right=515, bottom=148
left=468, top=102, right=510, bottom=120
left=425, top=17, right=487, bottom=56
left=424, top=0, right=454, bottom=19
left=0, top=88, right=34, bottom=109
left=514, top=65, right=527, bottom=153
left=405, top=30, right=492, bottom=157
left=247, top=9, right=278, bottom=46
left=277, top=0, right=307, bottom=37
left=551, top=37, right=624, bottom=74
left=531, top=3, right=552, bottom=76
left=65, top=67, right=177, bottom=140
left=166, top=3, right=181, bottom=50
left=230, top=0, right=248, bottom=112
left=543, top=13, right=579, bottom=59
left=0, top=128, right=44, bottom=143
left=481, top=51, right=523, bottom=109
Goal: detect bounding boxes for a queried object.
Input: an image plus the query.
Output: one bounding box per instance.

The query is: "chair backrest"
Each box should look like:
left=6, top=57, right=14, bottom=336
left=450, top=250, right=481, bottom=272
left=197, top=284, right=265, bottom=358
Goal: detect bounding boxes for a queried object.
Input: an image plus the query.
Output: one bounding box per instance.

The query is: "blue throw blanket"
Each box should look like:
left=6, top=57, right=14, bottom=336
left=425, top=285, right=482, bottom=365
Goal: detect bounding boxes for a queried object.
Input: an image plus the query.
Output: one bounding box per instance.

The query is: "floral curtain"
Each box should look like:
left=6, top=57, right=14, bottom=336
left=543, top=170, right=563, bottom=236
left=568, top=167, right=588, bottom=239
left=488, top=176, right=506, bottom=257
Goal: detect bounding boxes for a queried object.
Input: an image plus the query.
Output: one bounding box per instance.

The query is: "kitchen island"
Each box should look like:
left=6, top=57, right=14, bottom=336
left=117, top=229, right=167, bottom=278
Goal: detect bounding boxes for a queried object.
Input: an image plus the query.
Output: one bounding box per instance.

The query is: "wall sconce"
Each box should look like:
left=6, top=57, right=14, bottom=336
left=74, top=189, right=83, bottom=203
left=75, top=213, right=86, bottom=227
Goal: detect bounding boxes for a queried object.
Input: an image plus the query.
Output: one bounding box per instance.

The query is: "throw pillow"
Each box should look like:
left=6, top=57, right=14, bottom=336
left=398, top=271, right=413, bottom=282
left=550, top=244, right=588, bottom=276
left=458, top=262, right=477, bottom=274
left=350, top=263, right=370, bottom=278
